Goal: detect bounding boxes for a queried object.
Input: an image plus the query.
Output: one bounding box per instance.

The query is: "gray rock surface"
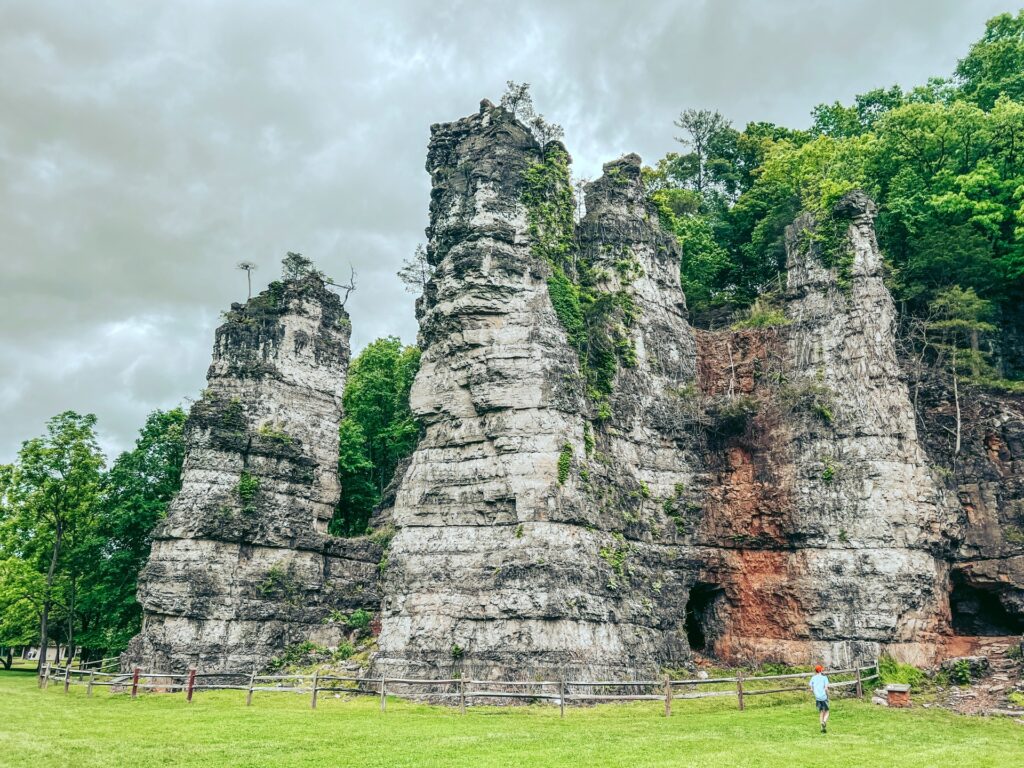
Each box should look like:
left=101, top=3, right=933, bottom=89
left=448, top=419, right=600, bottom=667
left=125, top=274, right=381, bottom=673
left=373, top=103, right=702, bottom=680
left=914, top=372, right=1024, bottom=633
left=373, top=106, right=959, bottom=677
left=763, top=193, right=955, bottom=666
left=127, top=102, right=1024, bottom=680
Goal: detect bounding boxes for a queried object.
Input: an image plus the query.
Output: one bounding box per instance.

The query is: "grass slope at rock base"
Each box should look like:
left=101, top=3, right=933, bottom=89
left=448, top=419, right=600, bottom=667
left=2, top=671, right=1021, bottom=768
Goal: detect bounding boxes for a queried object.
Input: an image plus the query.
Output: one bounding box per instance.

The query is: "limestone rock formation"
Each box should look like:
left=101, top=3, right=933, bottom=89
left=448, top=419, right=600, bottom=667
left=125, top=273, right=380, bottom=673
left=128, top=101, right=1024, bottom=680
left=375, top=105, right=970, bottom=676
left=374, top=103, right=702, bottom=679
left=692, top=193, right=957, bottom=666
left=916, top=378, right=1024, bottom=634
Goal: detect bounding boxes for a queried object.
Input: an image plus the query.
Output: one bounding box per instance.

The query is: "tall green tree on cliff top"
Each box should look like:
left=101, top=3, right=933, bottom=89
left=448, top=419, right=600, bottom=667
left=645, top=11, right=1024, bottom=384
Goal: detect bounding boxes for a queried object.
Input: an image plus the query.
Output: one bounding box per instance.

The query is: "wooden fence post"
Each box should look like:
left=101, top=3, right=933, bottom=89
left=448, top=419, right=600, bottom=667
left=664, top=675, right=672, bottom=718
left=186, top=668, right=196, bottom=703
left=87, top=670, right=96, bottom=697
left=379, top=677, right=387, bottom=712
left=63, top=665, right=71, bottom=694
left=311, top=670, right=319, bottom=710
left=736, top=672, right=745, bottom=711
left=41, top=664, right=50, bottom=689
left=131, top=667, right=140, bottom=699
left=856, top=666, right=863, bottom=699
left=559, top=678, right=566, bottom=719
left=458, top=677, right=466, bottom=715
left=245, top=670, right=256, bottom=707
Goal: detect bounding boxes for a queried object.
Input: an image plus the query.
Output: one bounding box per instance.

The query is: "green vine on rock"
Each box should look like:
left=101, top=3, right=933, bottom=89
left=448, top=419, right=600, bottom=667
left=521, top=146, right=640, bottom=419
left=236, top=470, right=261, bottom=514
left=803, top=214, right=856, bottom=292
left=599, top=532, right=631, bottom=589
left=557, top=443, right=573, bottom=484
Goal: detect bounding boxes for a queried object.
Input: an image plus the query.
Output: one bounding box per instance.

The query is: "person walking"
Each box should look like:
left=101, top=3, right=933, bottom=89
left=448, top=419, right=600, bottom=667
left=809, top=665, right=830, bottom=733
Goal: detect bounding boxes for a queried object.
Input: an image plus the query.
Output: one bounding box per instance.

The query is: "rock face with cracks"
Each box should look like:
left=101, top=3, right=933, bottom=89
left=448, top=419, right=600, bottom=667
left=129, top=102, right=1024, bottom=679
left=373, top=103, right=967, bottom=678
left=693, top=193, right=959, bottom=667
left=125, top=274, right=380, bottom=673
left=372, top=103, right=703, bottom=680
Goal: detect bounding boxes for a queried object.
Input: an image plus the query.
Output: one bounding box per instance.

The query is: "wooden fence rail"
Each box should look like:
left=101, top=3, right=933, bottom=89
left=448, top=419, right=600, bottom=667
left=38, top=660, right=879, bottom=717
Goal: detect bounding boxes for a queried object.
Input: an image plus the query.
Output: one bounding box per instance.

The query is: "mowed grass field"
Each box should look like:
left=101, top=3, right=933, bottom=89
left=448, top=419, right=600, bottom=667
left=1, top=668, right=1021, bottom=768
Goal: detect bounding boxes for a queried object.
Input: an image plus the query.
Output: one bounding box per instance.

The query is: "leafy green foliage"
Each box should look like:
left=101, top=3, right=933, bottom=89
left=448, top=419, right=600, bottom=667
left=0, top=411, right=108, bottom=666
left=820, top=458, right=837, bottom=485
left=599, top=533, right=630, bottom=589
left=730, top=296, right=790, bottom=329
left=955, top=11, right=1024, bottom=108
left=324, top=608, right=373, bottom=633
left=78, top=409, right=185, bottom=656
left=346, top=609, right=372, bottom=630
left=557, top=444, right=572, bottom=485
left=257, top=423, right=292, bottom=443
left=521, top=147, right=639, bottom=415
left=330, top=337, right=421, bottom=537
left=644, top=14, right=1024, bottom=380
left=0, top=558, right=43, bottom=650
left=333, top=420, right=377, bottom=536
left=280, top=252, right=324, bottom=282
left=236, top=471, right=260, bottom=513
left=582, top=422, right=595, bottom=456
left=265, top=640, right=332, bottom=672
left=878, top=655, right=925, bottom=689
left=948, top=659, right=973, bottom=686
left=500, top=81, right=565, bottom=150
left=258, top=564, right=301, bottom=603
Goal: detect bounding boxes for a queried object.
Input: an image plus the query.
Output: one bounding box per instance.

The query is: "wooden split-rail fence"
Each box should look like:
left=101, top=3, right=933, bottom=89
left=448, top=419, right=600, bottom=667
left=37, top=658, right=880, bottom=718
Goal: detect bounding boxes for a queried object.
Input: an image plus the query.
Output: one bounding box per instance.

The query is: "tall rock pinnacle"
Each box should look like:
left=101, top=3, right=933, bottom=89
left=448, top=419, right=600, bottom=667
left=126, top=269, right=381, bottom=673
left=700, top=191, right=958, bottom=665
left=126, top=103, right=1024, bottom=679
left=374, top=103, right=705, bottom=679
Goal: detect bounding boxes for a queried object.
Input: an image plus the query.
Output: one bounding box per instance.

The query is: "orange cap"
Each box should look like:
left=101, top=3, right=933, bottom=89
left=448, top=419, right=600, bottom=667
left=815, top=665, right=824, bottom=673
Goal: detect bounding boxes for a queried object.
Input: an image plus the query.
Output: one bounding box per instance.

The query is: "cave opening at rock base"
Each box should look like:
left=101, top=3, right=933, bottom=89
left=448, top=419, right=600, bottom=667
left=685, top=581, right=725, bottom=653
left=950, top=571, right=1024, bottom=636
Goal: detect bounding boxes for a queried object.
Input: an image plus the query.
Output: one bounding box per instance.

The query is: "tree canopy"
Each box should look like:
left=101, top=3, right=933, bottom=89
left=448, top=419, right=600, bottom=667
left=645, top=11, right=1024, bottom=382
left=331, top=337, right=421, bottom=536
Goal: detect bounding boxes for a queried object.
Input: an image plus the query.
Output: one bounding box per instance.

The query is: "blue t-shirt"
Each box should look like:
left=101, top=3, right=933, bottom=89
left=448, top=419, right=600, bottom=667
left=810, top=673, right=829, bottom=700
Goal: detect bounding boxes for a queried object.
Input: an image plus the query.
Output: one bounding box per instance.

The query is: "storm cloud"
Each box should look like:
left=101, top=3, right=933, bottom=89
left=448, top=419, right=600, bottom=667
left=0, top=0, right=1010, bottom=461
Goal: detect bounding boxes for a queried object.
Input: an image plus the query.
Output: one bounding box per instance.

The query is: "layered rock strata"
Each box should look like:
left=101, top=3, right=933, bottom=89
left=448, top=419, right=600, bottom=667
left=375, top=103, right=968, bottom=676
left=692, top=194, right=957, bottom=666
left=125, top=275, right=380, bottom=673
left=916, top=378, right=1024, bottom=634
left=130, top=101, right=1024, bottom=680
left=374, top=103, right=703, bottom=679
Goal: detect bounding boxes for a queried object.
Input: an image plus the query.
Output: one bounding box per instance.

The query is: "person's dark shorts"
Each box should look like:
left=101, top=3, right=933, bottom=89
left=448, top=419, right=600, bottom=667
left=816, top=699, right=829, bottom=711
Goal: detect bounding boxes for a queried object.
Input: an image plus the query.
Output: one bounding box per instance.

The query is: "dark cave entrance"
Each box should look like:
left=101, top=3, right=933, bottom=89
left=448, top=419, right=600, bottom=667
left=950, top=572, right=1024, bottom=636
left=685, top=582, right=723, bottom=653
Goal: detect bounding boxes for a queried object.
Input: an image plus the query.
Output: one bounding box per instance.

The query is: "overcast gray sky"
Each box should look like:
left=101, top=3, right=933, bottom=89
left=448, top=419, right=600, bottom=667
left=0, top=0, right=1013, bottom=462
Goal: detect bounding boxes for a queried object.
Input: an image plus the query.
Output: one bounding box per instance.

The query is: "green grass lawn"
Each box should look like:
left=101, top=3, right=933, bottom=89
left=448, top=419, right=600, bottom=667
left=0, top=669, right=1021, bottom=768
